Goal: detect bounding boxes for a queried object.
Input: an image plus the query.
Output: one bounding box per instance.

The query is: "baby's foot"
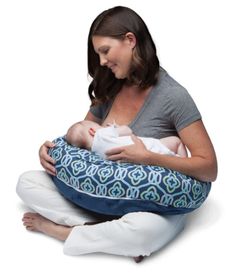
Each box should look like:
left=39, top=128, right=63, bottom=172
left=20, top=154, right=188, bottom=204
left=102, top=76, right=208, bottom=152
left=22, top=212, right=72, bottom=241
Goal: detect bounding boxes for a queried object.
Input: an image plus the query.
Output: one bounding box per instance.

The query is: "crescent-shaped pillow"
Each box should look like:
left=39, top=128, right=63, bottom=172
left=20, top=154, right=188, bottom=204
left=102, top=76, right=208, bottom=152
left=49, top=137, right=211, bottom=216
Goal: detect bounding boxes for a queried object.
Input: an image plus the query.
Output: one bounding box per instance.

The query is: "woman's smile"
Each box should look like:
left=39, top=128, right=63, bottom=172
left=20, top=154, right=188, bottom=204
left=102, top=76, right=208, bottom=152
left=109, top=64, right=117, bottom=72
left=92, top=35, right=134, bottom=79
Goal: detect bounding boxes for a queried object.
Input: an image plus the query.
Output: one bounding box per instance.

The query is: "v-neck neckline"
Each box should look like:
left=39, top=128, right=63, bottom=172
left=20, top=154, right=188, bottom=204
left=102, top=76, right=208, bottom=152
left=102, top=68, right=165, bottom=127
left=103, top=85, right=156, bottom=127
left=128, top=85, right=155, bottom=128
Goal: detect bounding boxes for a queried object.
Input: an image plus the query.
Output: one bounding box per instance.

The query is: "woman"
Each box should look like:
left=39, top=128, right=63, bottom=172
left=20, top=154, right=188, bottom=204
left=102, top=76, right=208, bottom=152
left=16, top=6, right=217, bottom=262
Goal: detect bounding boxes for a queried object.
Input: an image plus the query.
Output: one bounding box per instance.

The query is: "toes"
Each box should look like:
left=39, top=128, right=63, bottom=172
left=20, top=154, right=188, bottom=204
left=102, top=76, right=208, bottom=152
left=23, top=220, right=33, bottom=225
left=22, top=213, right=33, bottom=221
left=22, top=213, right=40, bottom=222
left=26, top=226, right=35, bottom=231
left=24, top=212, right=37, bottom=217
left=21, top=213, right=41, bottom=232
left=22, top=216, right=34, bottom=223
left=22, top=219, right=31, bottom=225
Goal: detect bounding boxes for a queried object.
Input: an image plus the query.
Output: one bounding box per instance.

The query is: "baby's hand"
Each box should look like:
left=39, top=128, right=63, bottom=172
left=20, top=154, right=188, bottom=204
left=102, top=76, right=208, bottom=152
left=116, top=125, right=133, bottom=136
left=106, top=120, right=118, bottom=127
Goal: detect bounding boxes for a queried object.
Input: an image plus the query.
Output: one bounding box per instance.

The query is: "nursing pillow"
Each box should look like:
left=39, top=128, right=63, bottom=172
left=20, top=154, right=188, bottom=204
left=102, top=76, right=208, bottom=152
left=49, top=136, right=211, bottom=216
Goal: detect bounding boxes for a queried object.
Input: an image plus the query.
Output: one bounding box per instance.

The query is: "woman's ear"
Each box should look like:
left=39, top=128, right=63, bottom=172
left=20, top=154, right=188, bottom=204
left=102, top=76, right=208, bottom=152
left=124, top=32, right=136, bottom=49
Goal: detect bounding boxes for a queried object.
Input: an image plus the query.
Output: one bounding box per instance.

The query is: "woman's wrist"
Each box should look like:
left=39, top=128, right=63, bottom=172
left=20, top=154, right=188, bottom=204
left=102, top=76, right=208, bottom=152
left=141, top=150, right=216, bottom=182
left=143, top=150, right=157, bottom=165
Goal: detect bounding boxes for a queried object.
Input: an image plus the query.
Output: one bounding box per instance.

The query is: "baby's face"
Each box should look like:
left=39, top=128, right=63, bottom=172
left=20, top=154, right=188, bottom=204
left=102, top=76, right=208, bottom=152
left=66, top=120, right=101, bottom=149
left=78, top=121, right=101, bottom=137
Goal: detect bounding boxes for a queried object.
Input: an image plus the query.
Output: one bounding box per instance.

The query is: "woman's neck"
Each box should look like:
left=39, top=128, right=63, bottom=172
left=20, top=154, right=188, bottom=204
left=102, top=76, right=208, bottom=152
left=120, top=84, right=152, bottom=97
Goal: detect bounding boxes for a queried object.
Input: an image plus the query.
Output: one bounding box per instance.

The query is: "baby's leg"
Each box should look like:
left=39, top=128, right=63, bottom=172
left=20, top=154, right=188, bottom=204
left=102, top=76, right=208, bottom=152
left=160, top=136, right=187, bottom=157
left=176, top=141, right=188, bottom=157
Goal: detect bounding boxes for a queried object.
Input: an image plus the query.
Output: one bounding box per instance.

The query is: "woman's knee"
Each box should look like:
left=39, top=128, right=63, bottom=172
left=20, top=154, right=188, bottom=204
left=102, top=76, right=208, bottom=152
left=121, top=212, right=186, bottom=256
left=16, top=170, right=48, bottom=200
left=121, top=212, right=186, bottom=244
left=16, top=170, right=35, bottom=199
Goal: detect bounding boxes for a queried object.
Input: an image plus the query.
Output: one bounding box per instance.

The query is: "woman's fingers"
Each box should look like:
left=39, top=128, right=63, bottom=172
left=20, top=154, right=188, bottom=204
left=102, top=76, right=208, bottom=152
left=105, top=147, right=126, bottom=162
left=39, top=140, right=56, bottom=175
left=44, top=152, right=56, bottom=165
left=40, top=147, right=55, bottom=164
left=44, top=140, right=56, bottom=148
left=130, top=134, right=144, bottom=145
left=41, top=159, right=56, bottom=176
left=47, top=168, right=57, bottom=176
left=106, top=154, right=123, bottom=161
left=106, top=136, right=148, bottom=164
left=105, top=147, right=124, bottom=156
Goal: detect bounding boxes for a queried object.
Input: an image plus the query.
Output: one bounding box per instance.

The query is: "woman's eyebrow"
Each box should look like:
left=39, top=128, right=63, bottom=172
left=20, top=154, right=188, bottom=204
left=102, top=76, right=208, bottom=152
left=97, top=46, right=109, bottom=52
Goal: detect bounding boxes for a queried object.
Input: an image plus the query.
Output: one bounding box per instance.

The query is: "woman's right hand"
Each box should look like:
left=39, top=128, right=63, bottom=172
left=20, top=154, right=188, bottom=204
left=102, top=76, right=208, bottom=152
left=39, top=140, right=56, bottom=176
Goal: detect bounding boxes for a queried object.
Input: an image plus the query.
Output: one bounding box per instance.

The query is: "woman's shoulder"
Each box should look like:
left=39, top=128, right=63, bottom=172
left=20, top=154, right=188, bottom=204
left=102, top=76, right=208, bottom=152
left=150, top=67, right=192, bottom=106
left=150, top=68, right=200, bottom=116
left=155, top=67, right=188, bottom=94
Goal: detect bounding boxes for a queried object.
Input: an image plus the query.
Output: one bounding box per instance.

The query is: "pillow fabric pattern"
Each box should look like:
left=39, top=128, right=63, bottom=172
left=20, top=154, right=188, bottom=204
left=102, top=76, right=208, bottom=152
left=49, top=137, right=211, bottom=216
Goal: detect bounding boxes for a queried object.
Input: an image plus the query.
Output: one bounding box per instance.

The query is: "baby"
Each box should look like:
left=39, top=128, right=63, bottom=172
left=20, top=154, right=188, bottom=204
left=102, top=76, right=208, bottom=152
left=65, top=120, right=187, bottom=158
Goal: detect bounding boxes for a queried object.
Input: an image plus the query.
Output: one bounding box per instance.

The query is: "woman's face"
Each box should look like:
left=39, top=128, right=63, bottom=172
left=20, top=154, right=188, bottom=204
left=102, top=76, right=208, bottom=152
left=92, top=34, right=136, bottom=79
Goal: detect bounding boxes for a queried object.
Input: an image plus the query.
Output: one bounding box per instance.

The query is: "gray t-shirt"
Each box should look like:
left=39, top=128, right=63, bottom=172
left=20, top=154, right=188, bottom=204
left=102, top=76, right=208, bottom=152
left=89, top=68, right=201, bottom=139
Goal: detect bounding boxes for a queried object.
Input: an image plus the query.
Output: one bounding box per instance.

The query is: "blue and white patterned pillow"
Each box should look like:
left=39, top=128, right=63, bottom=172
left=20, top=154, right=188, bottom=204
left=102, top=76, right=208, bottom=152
left=48, top=136, right=211, bottom=216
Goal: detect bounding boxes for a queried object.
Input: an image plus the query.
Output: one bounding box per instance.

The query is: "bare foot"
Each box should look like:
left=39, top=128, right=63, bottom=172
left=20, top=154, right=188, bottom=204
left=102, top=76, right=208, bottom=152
left=22, top=212, right=72, bottom=241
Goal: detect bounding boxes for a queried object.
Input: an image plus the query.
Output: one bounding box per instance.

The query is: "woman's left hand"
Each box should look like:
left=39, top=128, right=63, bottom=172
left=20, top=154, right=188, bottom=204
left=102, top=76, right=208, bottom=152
left=105, top=135, right=150, bottom=164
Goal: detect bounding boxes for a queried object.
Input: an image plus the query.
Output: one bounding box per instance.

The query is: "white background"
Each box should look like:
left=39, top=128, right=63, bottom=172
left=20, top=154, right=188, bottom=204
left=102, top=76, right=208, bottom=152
left=0, top=0, right=235, bottom=276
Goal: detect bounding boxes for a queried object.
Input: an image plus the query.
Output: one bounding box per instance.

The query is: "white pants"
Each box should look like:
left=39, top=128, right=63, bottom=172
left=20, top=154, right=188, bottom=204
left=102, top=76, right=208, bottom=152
left=16, top=170, right=187, bottom=257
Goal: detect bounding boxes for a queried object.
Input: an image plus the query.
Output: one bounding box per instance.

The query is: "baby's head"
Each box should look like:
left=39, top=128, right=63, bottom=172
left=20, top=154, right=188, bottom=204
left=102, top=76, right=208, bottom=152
left=66, top=120, right=101, bottom=149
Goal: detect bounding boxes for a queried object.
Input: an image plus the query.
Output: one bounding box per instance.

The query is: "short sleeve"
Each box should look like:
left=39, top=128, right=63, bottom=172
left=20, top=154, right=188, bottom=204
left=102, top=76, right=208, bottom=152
left=89, top=104, right=103, bottom=119
left=166, top=87, right=202, bottom=132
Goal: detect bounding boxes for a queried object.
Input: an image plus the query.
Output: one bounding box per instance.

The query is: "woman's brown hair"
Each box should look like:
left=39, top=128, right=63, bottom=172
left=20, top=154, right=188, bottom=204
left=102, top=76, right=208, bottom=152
left=88, top=6, right=160, bottom=105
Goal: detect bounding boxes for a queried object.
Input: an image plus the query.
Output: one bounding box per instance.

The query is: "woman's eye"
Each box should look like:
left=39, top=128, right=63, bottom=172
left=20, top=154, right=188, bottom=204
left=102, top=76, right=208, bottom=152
left=103, top=49, right=109, bottom=55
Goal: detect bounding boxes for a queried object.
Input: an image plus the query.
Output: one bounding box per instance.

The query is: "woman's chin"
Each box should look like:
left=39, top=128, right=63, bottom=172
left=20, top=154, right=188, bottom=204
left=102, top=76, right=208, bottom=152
left=114, top=72, right=127, bottom=79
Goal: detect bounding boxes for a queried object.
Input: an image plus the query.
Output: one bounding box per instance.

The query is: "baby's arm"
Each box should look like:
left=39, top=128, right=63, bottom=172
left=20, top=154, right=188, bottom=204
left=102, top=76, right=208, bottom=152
left=105, top=119, right=133, bottom=136
left=105, top=121, right=133, bottom=136
left=160, top=136, right=188, bottom=157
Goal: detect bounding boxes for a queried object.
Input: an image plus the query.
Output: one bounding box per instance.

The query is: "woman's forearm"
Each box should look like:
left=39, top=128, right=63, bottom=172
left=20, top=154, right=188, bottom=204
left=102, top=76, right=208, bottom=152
left=144, top=151, right=217, bottom=182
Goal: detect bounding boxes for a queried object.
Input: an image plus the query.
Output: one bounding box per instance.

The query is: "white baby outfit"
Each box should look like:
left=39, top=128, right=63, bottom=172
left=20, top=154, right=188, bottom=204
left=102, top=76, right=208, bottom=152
left=91, top=125, right=176, bottom=159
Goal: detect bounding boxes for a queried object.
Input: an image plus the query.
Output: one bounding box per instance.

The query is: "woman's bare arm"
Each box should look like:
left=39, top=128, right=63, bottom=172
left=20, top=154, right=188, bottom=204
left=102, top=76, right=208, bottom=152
left=38, top=110, right=100, bottom=175
left=106, top=120, right=217, bottom=182
left=145, top=120, right=217, bottom=182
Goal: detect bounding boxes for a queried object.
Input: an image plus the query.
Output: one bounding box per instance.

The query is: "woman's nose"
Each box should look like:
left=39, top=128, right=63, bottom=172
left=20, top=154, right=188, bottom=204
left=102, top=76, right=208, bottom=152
left=100, top=56, right=108, bottom=66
